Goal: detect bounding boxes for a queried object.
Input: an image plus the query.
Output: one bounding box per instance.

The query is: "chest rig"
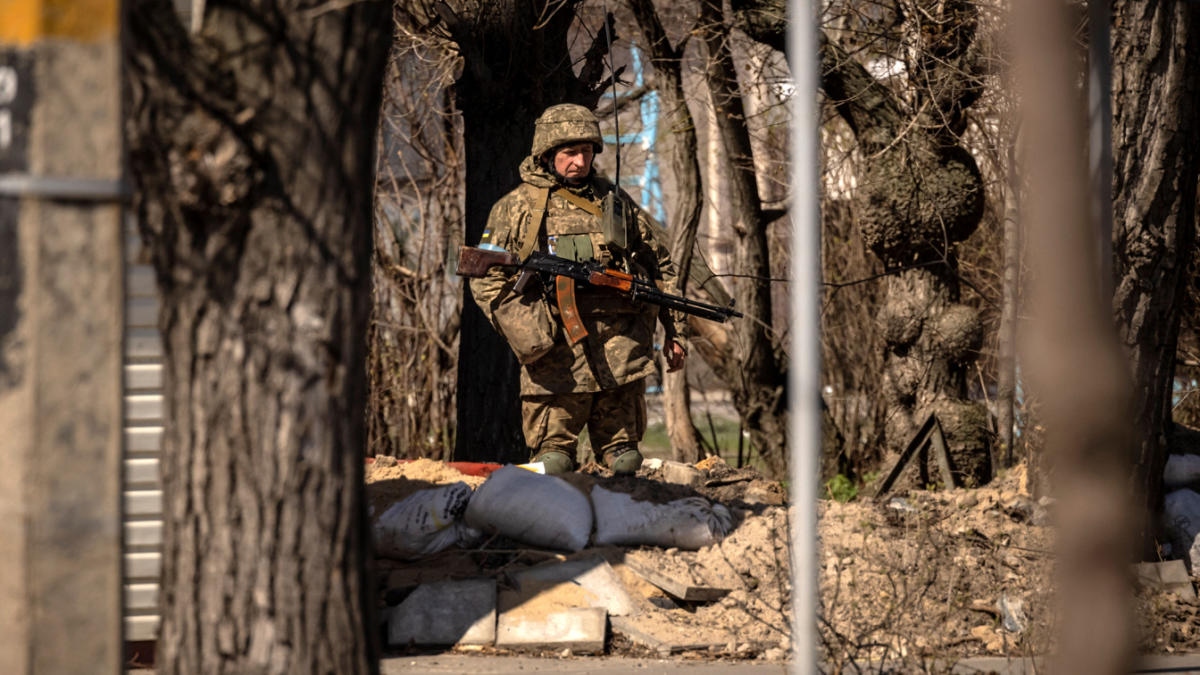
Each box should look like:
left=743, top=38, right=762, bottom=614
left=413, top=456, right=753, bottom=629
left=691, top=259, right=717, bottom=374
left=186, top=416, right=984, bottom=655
left=517, top=183, right=641, bottom=346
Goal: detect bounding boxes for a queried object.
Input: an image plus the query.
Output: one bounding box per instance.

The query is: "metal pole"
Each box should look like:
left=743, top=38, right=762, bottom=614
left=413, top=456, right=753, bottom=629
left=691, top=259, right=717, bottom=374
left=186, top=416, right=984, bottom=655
left=788, top=0, right=819, bottom=672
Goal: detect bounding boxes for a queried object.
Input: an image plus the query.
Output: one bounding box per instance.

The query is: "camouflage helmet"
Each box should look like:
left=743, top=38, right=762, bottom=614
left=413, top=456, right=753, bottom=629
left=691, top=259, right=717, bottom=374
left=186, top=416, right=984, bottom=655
left=531, top=103, right=604, bottom=159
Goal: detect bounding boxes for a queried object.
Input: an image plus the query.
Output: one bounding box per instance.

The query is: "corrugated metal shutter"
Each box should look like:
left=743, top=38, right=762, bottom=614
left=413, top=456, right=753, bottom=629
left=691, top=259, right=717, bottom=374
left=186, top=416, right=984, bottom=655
left=123, top=217, right=163, bottom=642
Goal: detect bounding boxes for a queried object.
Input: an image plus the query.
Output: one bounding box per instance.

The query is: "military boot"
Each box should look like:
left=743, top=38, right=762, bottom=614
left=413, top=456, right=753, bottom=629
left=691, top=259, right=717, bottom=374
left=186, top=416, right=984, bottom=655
left=531, top=449, right=575, bottom=476
left=603, top=445, right=643, bottom=475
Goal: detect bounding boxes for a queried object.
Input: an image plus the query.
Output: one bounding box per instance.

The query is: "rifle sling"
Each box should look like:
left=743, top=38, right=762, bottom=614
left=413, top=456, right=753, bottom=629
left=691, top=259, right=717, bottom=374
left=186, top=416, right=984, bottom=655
left=552, top=187, right=603, bottom=217
left=555, top=275, right=589, bottom=345
left=519, top=185, right=552, bottom=261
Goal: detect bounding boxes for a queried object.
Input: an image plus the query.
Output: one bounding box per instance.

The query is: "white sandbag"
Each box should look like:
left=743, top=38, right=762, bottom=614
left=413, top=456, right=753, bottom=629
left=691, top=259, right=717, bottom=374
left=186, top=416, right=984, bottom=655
left=591, top=486, right=734, bottom=550
left=1165, top=454, right=1200, bottom=489
left=1164, top=488, right=1200, bottom=571
left=374, top=482, right=474, bottom=560
left=464, top=465, right=592, bottom=551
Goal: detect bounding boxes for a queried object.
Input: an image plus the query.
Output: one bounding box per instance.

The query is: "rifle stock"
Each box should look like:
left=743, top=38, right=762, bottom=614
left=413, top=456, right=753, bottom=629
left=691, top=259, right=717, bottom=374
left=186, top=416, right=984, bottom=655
left=456, top=246, right=519, bottom=277
left=455, top=245, right=742, bottom=323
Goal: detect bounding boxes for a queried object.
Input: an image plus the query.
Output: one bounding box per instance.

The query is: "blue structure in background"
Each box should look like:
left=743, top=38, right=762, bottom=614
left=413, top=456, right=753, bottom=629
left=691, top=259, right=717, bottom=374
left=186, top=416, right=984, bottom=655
left=601, top=46, right=666, bottom=222
left=602, top=46, right=667, bottom=396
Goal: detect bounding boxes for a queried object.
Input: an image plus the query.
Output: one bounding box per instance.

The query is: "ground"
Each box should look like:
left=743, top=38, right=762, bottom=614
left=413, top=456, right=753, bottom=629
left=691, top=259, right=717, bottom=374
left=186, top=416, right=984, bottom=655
left=367, top=453, right=1200, bottom=671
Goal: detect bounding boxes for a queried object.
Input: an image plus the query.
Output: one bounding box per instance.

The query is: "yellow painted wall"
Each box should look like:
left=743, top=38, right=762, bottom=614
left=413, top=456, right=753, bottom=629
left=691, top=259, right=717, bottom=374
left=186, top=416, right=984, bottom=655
left=0, top=0, right=118, bottom=46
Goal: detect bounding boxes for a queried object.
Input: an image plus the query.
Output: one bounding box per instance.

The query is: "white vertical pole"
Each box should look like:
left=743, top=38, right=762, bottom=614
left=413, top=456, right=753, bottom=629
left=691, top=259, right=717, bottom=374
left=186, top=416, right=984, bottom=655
left=788, top=0, right=819, bottom=672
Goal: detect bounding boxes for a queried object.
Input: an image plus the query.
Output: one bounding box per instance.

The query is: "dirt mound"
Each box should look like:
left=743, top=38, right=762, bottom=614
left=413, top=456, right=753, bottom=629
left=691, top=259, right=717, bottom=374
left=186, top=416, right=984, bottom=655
left=365, top=457, right=486, bottom=521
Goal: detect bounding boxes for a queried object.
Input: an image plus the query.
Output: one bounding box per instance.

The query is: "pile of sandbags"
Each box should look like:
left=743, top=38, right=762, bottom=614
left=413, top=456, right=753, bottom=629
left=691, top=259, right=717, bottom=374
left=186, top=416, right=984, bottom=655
left=373, top=465, right=733, bottom=559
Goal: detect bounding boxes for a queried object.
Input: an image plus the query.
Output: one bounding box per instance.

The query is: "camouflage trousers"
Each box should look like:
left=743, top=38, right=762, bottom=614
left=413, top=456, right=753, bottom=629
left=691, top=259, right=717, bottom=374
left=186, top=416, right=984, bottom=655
left=521, top=378, right=646, bottom=462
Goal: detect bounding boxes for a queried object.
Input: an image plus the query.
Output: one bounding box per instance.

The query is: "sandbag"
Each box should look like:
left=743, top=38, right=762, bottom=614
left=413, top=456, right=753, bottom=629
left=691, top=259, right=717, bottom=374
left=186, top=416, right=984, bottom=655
left=1164, top=488, right=1200, bottom=571
left=591, top=486, right=733, bottom=550
left=374, top=482, right=474, bottom=559
left=464, top=465, right=593, bottom=551
left=1165, top=454, right=1200, bottom=489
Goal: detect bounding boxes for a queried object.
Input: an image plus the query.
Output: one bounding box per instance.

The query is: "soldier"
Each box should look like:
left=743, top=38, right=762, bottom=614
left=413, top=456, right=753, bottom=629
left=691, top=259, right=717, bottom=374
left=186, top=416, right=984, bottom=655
left=470, top=103, right=689, bottom=475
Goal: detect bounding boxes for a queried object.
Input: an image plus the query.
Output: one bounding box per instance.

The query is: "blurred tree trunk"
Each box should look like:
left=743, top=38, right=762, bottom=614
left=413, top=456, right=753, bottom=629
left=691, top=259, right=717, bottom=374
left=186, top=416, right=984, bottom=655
left=1111, top=0, right=1200, bottom=540
left=123, top=0, right=389, bottom=671
left=699, top=0, right=788, bottom=476
left=426, top=0, right=611, bottom=464
left=1014, top=0, right=1134, bottom=670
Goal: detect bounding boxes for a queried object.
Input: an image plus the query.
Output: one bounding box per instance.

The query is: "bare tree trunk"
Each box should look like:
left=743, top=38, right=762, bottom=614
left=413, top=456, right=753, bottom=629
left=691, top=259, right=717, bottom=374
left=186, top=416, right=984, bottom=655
left=818, top=5, right=991, bottom=486
left=699, top=0, right=788, bottom=476
left=628, top=0, right=705, bottom=463
left=1014, top=0, right=1134, bottom=671
left=997, top=147, right=1019, bottom=470
left=1111, top=0, right=1200, bottom=539
left=123, top=0, right=389, bottom=671
left=432, top=0, right=609, bottom=464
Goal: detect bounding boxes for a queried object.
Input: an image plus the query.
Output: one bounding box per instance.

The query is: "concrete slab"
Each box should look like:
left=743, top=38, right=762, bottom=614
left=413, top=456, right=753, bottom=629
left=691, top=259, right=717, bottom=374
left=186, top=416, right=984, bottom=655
left=388, top=578, right=496, bottom=646
left=511, top=555, right=639, bottom=616
left=660, top=460, right=704, bottom=488
left=495, top=606, right=606, bottom=653
left=1133, top=560, right=1197, bottom=600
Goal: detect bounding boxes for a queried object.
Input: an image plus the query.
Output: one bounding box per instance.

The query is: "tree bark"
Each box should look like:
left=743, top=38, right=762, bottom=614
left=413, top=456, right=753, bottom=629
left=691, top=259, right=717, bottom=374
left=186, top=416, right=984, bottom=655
left=628, top=0, right=706, bottom=463
left=1111, top=0, right=1200, bottom=536
left=123, top=0, right=389, bottom=671
left=700, top=0, right=788, bottom=476
left=819, top=8, right=991, bottom=486
left=997, top=148, right=1019, bottom=470
left=433, top=0, right=609, bottom=464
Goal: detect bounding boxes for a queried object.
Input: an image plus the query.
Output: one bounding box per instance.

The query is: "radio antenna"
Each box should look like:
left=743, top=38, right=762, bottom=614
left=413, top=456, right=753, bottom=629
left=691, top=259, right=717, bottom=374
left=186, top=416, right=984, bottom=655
left=601, top=0, right=620, bottom=191
left=599, top=0, right=630, bottom=271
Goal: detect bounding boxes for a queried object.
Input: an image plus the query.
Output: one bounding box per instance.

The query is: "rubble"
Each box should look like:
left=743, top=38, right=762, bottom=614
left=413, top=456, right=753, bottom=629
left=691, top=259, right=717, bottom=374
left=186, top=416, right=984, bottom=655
left=366, top=455, right=793, bottom=660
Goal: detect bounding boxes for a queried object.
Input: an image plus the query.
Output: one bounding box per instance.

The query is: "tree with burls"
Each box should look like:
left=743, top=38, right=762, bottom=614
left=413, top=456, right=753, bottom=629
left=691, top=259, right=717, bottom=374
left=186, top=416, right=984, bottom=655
left=819, top=0, right=991, bottom=485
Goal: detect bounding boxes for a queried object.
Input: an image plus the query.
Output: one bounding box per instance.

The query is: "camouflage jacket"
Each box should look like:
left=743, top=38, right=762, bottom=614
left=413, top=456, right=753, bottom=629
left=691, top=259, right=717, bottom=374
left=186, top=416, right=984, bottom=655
left=470, top=157, right=689, bottom=395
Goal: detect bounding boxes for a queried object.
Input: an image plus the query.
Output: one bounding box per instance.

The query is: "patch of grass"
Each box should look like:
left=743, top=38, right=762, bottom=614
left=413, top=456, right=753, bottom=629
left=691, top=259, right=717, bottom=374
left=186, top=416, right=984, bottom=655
left=641, top=416, right=758, bottom=468
left=825, top=474, right=858, bottom=502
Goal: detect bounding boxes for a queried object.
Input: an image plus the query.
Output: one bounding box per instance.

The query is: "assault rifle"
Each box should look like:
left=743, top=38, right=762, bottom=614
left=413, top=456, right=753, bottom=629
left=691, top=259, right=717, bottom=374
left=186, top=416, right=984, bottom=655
left=457, top=246, right=741, bottom=345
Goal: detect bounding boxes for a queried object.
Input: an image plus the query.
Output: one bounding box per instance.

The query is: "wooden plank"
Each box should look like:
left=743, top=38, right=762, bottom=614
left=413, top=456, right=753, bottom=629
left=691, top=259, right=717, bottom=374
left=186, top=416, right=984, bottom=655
left=124, top=394, right=163, bottom=423
left=124, top=552, right=161, bottom=580
left=124, top=614, right=160, bottom=642
left=624, top=559, right=730, bottom=602
left=125, top=521, right=163, bottom=547
left=124, top=490, right=163, bottom=517
left=124, top=583, right=159, bottom=611
left=123, top=458, right=160, bottom=488
left=124, top=427, right=162, bottom=453
left=123, top=364, right=162, bottom=392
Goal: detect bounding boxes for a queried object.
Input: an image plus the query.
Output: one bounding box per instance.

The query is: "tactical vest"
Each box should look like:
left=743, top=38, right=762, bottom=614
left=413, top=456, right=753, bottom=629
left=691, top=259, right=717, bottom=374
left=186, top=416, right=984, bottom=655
left=520, top=182, right=648, bottom=317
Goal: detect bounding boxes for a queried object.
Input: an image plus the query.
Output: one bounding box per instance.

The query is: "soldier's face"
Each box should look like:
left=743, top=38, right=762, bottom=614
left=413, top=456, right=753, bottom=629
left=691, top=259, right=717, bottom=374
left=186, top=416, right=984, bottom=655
left=552, top=143, right=595, bottom=182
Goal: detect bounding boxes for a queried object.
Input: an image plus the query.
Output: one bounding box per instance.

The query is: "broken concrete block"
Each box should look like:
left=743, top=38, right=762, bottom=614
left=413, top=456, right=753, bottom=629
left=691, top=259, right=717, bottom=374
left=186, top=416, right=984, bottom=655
left=510, top=555, right=638, bottom=616
left=496, top=607, right=606, bottom=653
left=387, top=578, right=496, bottom=646
left=1134, top=560, right=1197, bottom=600
left=660, top=460, right=704, bottom=487
left=610, top=615, right=733, bottom=654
